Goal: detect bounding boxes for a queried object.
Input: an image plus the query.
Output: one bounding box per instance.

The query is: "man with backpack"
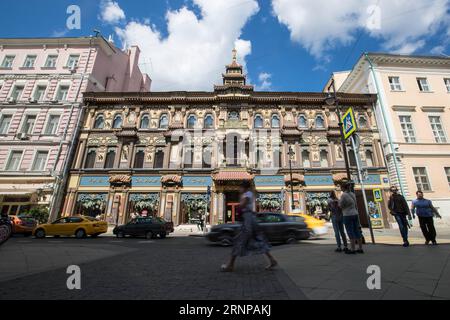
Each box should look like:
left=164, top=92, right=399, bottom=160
left=388, top=186, right=412, bottom=247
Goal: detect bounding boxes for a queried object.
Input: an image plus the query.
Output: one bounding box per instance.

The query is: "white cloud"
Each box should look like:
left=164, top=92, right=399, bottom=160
left=114, top=0, right=259, bottom=91
left=100, top=0, right=126, bottom=24
left=271, top=0, right=450, bottom=59
left=256, top=72, right=272, bottom=90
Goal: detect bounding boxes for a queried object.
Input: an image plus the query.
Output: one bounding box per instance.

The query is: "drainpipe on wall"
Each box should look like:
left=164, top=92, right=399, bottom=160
left=364, top=53, right=405, bottom=196
left=48, top=36, right=95, bottom=221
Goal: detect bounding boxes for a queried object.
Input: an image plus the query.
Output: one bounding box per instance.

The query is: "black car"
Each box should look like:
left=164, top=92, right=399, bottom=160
left=113, top=217, right=169, bottom=239
left=207, top=212, right=310, bottom=246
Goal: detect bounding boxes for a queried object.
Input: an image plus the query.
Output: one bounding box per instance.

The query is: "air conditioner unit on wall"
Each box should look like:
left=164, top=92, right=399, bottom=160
left=16, top=132, right=29, bottom=140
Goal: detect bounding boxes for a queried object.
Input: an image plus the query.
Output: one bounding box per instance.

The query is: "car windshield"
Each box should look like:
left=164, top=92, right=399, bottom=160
left=84, top=216, right=98, bottom=221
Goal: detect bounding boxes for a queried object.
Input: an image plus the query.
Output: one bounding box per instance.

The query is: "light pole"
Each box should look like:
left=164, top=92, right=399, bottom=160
left=288, top=146, right=296, bottom=212
left=325, top=78, right=352, bottom=182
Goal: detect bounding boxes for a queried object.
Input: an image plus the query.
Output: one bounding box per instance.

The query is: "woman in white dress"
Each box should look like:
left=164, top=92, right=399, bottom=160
left=221, top=181, right=278, bottom=272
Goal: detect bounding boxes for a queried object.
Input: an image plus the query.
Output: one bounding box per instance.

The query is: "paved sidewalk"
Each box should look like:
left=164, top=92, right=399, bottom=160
left=273, top=243, right=450, bottom=300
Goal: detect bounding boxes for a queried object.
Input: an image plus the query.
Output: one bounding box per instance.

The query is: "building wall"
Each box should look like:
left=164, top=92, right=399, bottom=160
left=62, top=91, right=390, bottom=228
left=0, top=37, right=150, bottom=219
left=336, top=54, right=450, bottom=225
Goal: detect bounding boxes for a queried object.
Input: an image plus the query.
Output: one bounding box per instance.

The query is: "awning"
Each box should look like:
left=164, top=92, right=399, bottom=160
left=213, top=171, right=254, bottom=182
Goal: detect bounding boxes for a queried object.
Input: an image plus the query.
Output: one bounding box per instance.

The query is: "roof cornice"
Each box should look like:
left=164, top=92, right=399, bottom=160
left=83, top=91, right=377, bottom=106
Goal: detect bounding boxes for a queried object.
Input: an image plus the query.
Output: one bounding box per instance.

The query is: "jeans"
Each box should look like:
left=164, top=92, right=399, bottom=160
left=331, top=215, right=347, bottom=248
left=418, top=216, right=436, bottom=242
left=343, top=215, right=362, bottom=240
left=394, top=214, right=408, bottom=242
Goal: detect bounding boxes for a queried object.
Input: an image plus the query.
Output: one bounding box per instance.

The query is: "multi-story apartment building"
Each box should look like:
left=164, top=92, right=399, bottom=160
left=0, top=36, right=151, bottom=220
left=62, top=51, right=390, bottom=227
left=331, top=53, right=450, bottom=225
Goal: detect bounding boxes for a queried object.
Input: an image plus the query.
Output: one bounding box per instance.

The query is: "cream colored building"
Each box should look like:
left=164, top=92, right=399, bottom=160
left=329, top=53, right=450, bottom=225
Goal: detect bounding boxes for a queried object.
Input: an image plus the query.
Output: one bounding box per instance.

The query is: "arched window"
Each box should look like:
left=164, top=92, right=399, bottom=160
left=112, top=114, right=123, bottom=129
left=254, top=115, right=263, bottom=129
left=271, top=115, right=280, bottom=128
left=140, top=114, right=150, bottom=129
left=104, top=148, right=116, bottom=168
left=187, top=115, right=197, bottom=129
left=315, top=115, right=325, bottom=129
left=84, top=148, right=97, bottom=169
left=320, top=150, right=329, bottom=167
left=365, top=149, right=374, bottom=167
left=302, top=150, right=310, bottom=168
left=358, top=116, right=368, bottom=128
left=298, top=115, right=307, bottom=128
left=204, top=114, right=214, bottom=129
left=159, top=114, right=169, bottom=129
left=94, top=115, right=105, bottom=129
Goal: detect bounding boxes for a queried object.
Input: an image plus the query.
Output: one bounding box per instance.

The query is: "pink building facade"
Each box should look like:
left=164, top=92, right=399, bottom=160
left=0, top=36, right=150, bottom=220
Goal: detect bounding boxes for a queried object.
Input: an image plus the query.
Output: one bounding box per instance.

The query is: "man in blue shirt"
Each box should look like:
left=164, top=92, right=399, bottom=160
left=411, top=191, right=442, bottom=245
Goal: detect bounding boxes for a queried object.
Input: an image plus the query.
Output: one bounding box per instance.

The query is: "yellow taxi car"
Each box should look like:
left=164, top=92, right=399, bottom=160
left=290, top=214, right=329, bottom=237
left=33, top=216, right=108, bottom=239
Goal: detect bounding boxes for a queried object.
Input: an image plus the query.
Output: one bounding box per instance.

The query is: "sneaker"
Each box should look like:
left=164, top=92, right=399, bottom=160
left=403, top=241, right=410, bottom=247
left=345, top=250, right=356, bottom=255
left=356, top=249, right=364, bottom=254
left=335, top=248, right=343, bottom=253
left=432, top=241, right=438, bottom=246
left=343, top=247, right=349, bottom=253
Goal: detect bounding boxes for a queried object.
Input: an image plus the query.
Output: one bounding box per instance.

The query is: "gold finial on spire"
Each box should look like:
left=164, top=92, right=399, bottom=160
left=232, top=48, right=237, bottom=62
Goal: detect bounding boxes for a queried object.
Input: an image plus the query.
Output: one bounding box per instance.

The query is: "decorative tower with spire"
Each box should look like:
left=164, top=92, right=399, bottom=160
left=215, top=48, right=253, bottom=93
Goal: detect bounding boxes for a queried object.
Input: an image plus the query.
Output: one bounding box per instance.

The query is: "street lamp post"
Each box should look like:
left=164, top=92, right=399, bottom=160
left=288, top=146, right=296, bottom=212
left=325, top=78, right=352, bottom=182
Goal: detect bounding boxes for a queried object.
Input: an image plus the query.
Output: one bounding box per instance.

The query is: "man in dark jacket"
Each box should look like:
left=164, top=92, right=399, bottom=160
left=388, top=186, right=412, bottom=247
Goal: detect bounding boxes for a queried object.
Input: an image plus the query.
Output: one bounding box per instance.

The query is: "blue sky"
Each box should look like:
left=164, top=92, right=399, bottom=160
left=1, top=0, right=449, bottom=92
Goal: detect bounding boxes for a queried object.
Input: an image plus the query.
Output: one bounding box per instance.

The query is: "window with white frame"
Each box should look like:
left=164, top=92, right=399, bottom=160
left=1, top=55, right=15, bottom=68
left=399, top=115, right=416, bottom=143
left=31, top=151, right=48, bottom=171
left=21, top=115, right=36, bottom=134
left=445, top=79, right=450, bottom=93
left=389, top=76, right=402, bottom=91
left=23, top=55, right=37, bottom=68
left=445, top=167, right=450, bottom=188
left=429, top=116, right=447, bottom=143
left=5, top=151, right=23, bottom=171
left=66, top=55, right=80, bottom=69
left=33, top=85, right=47, bottom=101
left=10, top=85, right=24, bottom=101
left=417, top=78, right=431, bottom=92
left=413, top=167, right=431, bottom=192
left=44, top=115, right=60, bottom=135
left=44, top=55, right=58, bottom=68
left=0, top=114, right=12, bottom=134
left=55, top=85, right=69, bottom=101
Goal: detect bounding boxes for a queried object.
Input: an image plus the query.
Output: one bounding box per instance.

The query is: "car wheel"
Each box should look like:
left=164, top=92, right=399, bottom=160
left=159, top=233, right=167, bottom=239
left=35, top=228, right=46, bottom=239
left=145, top=231, right=153, bottom=240
left=116, top=231, right=125, bottom=238
left=75, top=229, right=86, bottom=239
left=286, top=232, right=297, bottom=244
left=218, top=234, right=233, bottom=247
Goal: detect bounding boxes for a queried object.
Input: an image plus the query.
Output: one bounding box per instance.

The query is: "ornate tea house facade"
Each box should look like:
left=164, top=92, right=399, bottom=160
left=62, top=52, right=391, bottom=227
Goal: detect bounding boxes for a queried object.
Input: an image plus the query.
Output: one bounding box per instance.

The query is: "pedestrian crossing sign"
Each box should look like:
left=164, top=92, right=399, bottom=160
left=373, top=189, right=383, bottom=202
left=342, top=108, right=357, bottom=140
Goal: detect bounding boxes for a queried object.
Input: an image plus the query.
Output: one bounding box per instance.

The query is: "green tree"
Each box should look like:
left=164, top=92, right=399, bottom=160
left=26, top=206, right=50, bottom=224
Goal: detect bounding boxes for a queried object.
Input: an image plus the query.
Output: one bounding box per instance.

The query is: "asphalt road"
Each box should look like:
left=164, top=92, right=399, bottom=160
left=0, top=235, right=296, bottom=300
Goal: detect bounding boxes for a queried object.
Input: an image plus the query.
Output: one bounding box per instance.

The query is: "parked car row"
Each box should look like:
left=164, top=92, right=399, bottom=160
left=3, top=215, right=174, bottom=240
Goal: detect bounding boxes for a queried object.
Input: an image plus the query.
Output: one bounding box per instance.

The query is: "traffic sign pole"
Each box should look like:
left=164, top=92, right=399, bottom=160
left=351, top=135, right=376, bottom=244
